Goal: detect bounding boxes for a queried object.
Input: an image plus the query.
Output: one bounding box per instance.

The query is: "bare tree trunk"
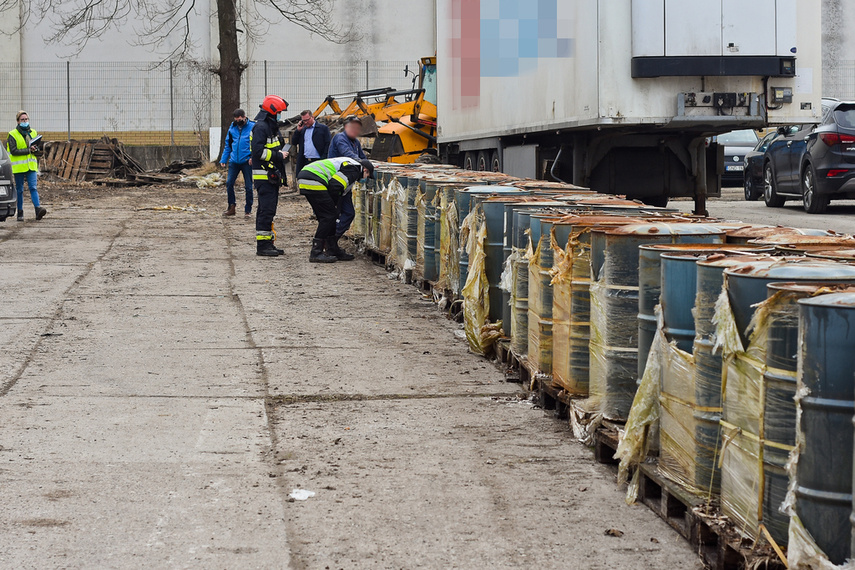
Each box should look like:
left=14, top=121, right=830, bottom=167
left=215, top=0, right=243, bottom=163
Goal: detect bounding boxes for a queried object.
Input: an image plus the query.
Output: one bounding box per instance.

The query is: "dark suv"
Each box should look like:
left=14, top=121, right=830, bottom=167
left=764, top=98, right=855, bottom=213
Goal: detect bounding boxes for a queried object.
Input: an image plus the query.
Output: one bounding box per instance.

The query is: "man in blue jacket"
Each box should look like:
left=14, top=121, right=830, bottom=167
left=220, top=108, right=255, bottom=218
left=326, top=116, right=366, bottom=241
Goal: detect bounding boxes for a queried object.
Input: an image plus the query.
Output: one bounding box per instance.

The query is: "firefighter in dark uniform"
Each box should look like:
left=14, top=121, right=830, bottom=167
left=251, top=95, right=290, bottom=257
left=297, top=157, right=375, bottom=263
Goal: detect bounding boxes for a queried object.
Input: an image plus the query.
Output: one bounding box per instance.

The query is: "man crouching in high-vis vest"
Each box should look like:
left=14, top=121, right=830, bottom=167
left=250, top=95, right=289, bottom=257
left=298, top=157, right=374, bottom=263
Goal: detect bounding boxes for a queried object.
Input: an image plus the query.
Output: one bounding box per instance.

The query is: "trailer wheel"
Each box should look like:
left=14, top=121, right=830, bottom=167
left=476, top=151, right=490, bottom=171
left=463, top=152, right=476, bottom=170
left=489, top=150, right=501, bottom=173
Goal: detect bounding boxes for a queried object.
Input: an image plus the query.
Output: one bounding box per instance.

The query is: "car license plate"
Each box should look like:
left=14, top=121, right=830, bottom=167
left=726, top=165, right=744, bottom=172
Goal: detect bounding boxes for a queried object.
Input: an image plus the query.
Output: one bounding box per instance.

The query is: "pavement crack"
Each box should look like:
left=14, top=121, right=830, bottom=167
left=0, top=216, right=131, bottom=398
left=266, top=392, right=519, bottom=405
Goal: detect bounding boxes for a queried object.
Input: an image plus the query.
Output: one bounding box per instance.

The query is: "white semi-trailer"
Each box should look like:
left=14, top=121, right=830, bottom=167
left=435, top=0, right=822, bottom=209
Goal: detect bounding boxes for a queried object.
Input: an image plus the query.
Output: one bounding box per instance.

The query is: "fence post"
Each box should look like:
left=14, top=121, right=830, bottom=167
left=66, top=61, right=71, bottom=141
left=365, top=60, right=369, bottom=90
left=264, top=60, right=268, bottom=95
left=169, top=61, right=175, bottom=148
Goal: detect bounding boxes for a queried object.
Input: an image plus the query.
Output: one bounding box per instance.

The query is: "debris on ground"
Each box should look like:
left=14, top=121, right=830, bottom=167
left=289, top=489, right=316, bottom=501
left=42, top=136, right=204, bottom=187
left=135, top=204, right=206, bottom=213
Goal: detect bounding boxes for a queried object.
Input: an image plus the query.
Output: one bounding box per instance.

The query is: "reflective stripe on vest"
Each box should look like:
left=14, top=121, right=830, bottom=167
left=252, top=169, right=269, bottom=181
left=298, top=179, right=327, bottom=192
left=7, top=129, right=38, bottom=174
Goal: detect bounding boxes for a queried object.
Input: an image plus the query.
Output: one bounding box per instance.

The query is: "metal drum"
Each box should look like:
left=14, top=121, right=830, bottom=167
left=759, top=282, right=855, bottom=545
left=637, top=244, right=770, bottom=380
left=550, top=216, right=646, bottom=395
left=725, top=260, right=855, bottom=352
left=796, top=293, right=855, bottom=565
left=527, top=214, right=564, bottom=375
left=725, top=225, right=834, bottom=245
left=509, top=209, right=540, bottom=355
left=481, top=197, right=532, bottom=324
left=588, top=223, right=724, bottom=420
left=501, top=201, right=564, bottom=337
left=457, top=186, right=524, bottom=293
left=808, top=248, right=855, bottom=263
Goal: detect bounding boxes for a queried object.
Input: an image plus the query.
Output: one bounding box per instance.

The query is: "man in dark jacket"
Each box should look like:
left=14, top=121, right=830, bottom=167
left=326, top=116, right=366, bottom=242
left=297, top=157, right=374, bottom=263
left=220, top=108, right=255, bottom=218
left=290, top=110, right=331, bottom=174
left=250, top=95, right=290, bottom=257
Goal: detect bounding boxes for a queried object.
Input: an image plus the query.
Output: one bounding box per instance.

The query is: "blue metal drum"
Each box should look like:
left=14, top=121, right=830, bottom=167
left=588, top=223, right=724, bottom=420
left=797, top=293, right=855, bottom=565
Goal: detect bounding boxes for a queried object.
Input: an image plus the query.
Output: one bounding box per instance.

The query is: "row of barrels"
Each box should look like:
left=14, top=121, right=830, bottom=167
left=349, top=162, right=855, bottom=567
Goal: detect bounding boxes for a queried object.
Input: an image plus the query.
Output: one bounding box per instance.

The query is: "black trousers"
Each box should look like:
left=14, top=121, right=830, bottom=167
left=303, top=188, right=341, bottom=240
left=255, top=182, right=279, bottom=236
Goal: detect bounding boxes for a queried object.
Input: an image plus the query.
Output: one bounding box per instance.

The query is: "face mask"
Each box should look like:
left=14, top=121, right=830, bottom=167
left=235, top=119, right=246, bottom=126
left=19, top=122, right=29, bottom=128
left=276, top=113, right=282, bottom=121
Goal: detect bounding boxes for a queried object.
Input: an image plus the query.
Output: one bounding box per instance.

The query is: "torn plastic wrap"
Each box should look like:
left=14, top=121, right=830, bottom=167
left=379, top=176, right=400, bottom=254
left=351, top=179, right=366, bottom=238
left=551, top=229, right=574, bottom=392
left=394, top=176, right=418, bottom=273
left=567, top=228, right=597, bottom=396
left=588, top=256, right=641, bottom=421
left=437, top=187, right=460, bottom=295
left=617, top=307, right=665, bottom=503
left=527, top=234, right=554, bottom=375
left=714, top=283, right=791, bottom=543
left=461, top=208, right=499, bottom=356
left=367, top=181, right=381, bottom=250
left=510, top=238, right=532, bottom=356
left=414, top=187, right=427, bottom=280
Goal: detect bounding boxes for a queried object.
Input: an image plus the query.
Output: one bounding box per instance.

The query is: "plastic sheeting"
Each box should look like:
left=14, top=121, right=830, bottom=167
left=461, top=205, right=502, bottom=355
left=713, top=284, right=794, bottom=543
left=394, top=177, right=418, bottom=272
left=352, top=179, right=366, bottom=238
left=415, top=187, right=427, bottom=280
left=437, top=187, right=460, bottom=294
left=527, top=235, right=553, bottom=374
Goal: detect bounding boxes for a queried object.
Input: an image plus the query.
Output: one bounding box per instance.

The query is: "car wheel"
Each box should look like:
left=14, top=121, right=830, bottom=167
left=802, top=164, right=828, bottom=214
left=744, top=174, right=757, bottom=201
left=763, top=163, right=786, bottom=208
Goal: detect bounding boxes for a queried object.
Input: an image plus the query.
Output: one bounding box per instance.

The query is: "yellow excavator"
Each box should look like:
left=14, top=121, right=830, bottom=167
left=371, top=57, right=437, bottom=163
left=295, top=57, right=437, bottom=164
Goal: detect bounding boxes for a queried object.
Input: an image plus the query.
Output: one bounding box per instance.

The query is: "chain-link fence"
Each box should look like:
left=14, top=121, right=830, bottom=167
left=0, top=60, right=415, bottom=146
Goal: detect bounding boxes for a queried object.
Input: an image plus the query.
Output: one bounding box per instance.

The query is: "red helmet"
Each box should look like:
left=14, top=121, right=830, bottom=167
left=260, top=95, right=288, bottom=115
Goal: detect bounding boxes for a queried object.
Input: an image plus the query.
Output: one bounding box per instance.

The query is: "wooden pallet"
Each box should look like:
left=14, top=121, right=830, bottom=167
left=637, top=465, right=785, bottom=570
left=43, top=140, right=94, bottom=181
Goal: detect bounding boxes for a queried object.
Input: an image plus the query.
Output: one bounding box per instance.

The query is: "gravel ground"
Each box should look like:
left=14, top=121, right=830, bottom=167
left=0, top=182, right=706, bottom=569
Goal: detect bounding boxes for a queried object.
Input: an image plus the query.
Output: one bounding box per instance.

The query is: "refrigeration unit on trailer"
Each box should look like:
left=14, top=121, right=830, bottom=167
left=436, top=0, right=822, bottom=209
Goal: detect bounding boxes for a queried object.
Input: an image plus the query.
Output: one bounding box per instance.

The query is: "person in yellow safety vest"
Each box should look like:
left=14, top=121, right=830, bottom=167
left=297, top=157, right=375, bottom=263
left=6, top=111, right=46, bottom=222
left=250, top=95, right=290, bottom=257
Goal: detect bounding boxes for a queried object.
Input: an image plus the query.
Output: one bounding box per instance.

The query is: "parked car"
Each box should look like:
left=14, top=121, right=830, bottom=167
left=0, top=145, right=15, bottom=221
left=743, top=131, right=779, bottom=201
left=713, top=129, right=759, bottom=186
left=764, top=98, right=855, bottom=213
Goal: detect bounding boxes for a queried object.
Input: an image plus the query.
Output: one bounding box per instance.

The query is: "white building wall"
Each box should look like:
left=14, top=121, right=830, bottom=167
left=0, top=0, right=436, bottom=139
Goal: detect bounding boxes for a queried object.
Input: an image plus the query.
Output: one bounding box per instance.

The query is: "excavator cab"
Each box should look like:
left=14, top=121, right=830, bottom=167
left=371, top=57, right=438, bottom=163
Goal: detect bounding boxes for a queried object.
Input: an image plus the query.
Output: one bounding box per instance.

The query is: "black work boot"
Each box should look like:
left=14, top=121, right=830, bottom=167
left=309, top=238, right=337, bottom=263
left=326, top=236, right=355, bottom=261
left=35, top=207, right=47, bottom=221
left=257, top=240, right=280, bottom=257
left=16, top=209, right=23, bottom=221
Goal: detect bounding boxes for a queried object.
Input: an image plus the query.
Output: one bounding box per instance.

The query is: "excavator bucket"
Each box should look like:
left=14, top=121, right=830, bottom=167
left=359, top=115, right=379, bottom=137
